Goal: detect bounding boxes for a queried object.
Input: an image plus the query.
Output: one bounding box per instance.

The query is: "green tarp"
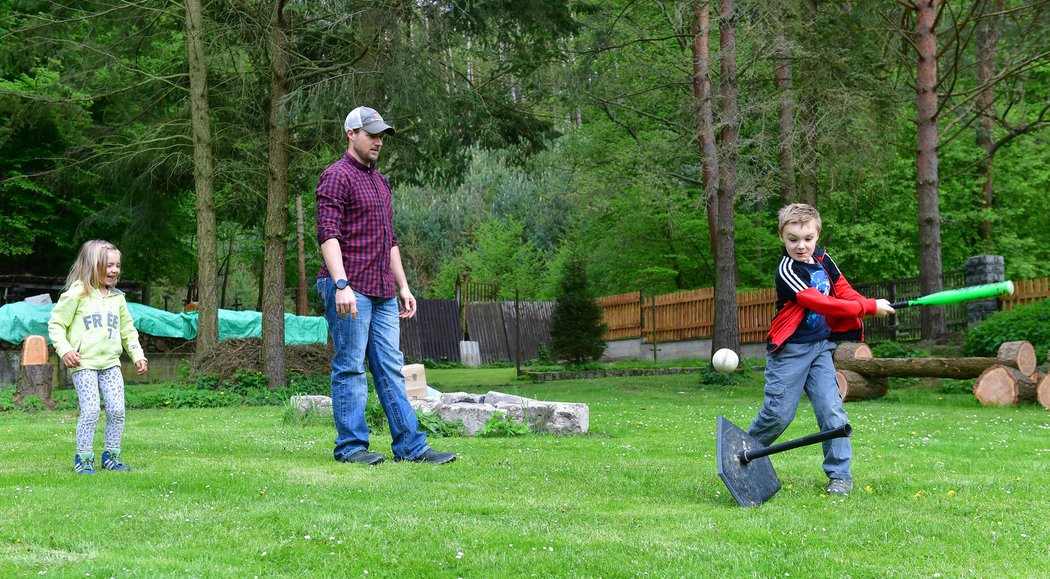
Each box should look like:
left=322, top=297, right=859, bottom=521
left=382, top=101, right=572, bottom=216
left=0, top=302, right=329, bottom=346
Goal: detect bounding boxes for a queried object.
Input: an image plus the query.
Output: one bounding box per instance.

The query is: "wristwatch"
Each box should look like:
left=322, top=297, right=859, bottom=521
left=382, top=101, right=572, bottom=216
left=335, top=279, right=349, bottom=290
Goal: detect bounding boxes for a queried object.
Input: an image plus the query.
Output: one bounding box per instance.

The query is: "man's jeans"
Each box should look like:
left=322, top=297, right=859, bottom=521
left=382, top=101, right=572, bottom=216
left=748, top=340, right=852, bottom=480
left=318, top=277, right=429, bottom=461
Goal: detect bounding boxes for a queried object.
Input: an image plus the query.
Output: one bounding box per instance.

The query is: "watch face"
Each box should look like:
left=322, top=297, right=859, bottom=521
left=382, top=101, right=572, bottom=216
left=335, top=279, right=348, bottom=290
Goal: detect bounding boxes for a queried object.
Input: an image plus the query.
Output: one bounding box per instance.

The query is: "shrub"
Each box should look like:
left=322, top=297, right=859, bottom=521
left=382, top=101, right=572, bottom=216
left=477, top=411, right=530, bottom=437
left=0, top=388, right=13, bottom=412
left=549, top=253, right=607, bottom=365
left=964, top=299, right=1050, bottom=359
left=415, top=409, right=464, bottom=438
left=870, top=341, right=926, bottom=358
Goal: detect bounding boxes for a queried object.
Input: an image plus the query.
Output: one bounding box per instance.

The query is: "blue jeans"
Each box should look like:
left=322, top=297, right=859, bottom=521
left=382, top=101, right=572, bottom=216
left=748, top=340, right=852, bottom=480
left=317, top=277, right=429, bottom=461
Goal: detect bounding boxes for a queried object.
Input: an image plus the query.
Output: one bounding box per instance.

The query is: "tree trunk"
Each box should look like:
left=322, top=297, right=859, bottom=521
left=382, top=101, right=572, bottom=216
left=914, top=0, right=946, bottom=340
left=262, top=0, right=291, bottom=389
left=295, top=189, right=309, bottom=316
left=835, top=369, right=888, bottom=402
left=15, top=364, right=56, bottom=410
left=185, top=0, right=218, bottom=360
left=797, top=0, right=818, bottom=206
left=773, top=6, right=796, bottom=206
left=712, top=0, right=740, bottom=356
left=975, top=0, right=1000, bottom=246
left=691, top=1, right=720, bottom=255
left=973, top=365, right=1037, bottom=406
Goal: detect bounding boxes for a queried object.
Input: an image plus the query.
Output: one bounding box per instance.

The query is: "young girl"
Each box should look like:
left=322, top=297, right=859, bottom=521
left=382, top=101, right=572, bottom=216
left=48, top=240, right=147, bottom=474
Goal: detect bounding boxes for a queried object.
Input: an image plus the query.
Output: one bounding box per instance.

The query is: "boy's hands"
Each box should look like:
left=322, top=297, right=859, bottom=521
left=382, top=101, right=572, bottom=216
left=874, top=298, right=896, bottom=317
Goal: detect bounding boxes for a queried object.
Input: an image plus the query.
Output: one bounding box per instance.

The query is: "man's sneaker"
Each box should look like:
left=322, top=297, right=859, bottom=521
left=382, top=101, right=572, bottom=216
left=74, top=453, right=96, bottom=475
left=101, top=450, right=131, bottom=471
left=342, top=449, right=384, bottom=465
left=398, top=448, right=456, bottom=465
left=826, top=478, right=853, bottom=496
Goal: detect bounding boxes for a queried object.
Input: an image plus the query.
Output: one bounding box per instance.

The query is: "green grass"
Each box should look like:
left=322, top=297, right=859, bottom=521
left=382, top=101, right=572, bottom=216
left=1, top=372, right=1047, bottom=577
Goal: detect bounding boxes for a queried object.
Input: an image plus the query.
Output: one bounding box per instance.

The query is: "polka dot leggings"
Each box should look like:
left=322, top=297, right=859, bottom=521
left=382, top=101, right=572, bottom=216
left=73, top=366, right=126, bottom=454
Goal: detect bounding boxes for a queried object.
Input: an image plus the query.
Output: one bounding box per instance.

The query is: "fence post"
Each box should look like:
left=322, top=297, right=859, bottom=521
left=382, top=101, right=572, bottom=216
left=650, top=294, right=658, bottom=362
left=515, top=289, right=521, bottom=376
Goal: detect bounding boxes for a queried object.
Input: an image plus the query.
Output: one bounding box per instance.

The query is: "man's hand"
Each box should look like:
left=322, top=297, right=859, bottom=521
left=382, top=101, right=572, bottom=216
left=874, top=298, right=895, bottom=317
left=62, top=350, right=81, bottom=368
left=336, top=286, right=358, bottom=320
left=135, top=359, right=148, bottom=375
left=398, top=286, right=416, bottom=319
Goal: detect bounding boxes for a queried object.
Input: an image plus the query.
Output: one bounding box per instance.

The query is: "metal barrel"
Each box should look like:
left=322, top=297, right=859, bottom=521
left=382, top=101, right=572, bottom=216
left=737, top=423, right=852, bottom=465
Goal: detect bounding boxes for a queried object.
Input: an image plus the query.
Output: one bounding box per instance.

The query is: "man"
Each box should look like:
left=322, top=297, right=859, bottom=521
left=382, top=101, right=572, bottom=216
left=316, top=106, right=455, bottom=465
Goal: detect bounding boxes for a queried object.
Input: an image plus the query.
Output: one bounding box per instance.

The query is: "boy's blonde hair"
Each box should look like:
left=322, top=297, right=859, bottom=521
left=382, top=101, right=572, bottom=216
left=778, top=203, right=822, bottom=237
left=65, top=239, right=121, bottom=296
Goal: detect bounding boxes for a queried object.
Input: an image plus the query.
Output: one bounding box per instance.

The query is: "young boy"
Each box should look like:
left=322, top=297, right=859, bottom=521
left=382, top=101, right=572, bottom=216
left=748, top=204, right=894, bottom=496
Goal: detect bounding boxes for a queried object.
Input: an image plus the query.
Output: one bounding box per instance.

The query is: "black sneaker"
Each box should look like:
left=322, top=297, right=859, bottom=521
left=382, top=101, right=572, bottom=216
left=398, top=448, right=456, bottom=465
left=342, top=449, right=384, bottom=465
left=826, top=478, right=853, bottom=496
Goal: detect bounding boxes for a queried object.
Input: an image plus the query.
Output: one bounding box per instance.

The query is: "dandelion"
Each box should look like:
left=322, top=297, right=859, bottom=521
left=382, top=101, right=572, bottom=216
left=914, top=491, right=923, bottom=499
left=865, top=485, right=873, bottom=494
left=947, top=490, right=957, bottom=496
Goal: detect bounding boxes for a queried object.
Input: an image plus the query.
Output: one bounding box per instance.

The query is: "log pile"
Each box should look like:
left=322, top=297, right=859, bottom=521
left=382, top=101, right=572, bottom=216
left=833, top=340, right=1046, bottom=408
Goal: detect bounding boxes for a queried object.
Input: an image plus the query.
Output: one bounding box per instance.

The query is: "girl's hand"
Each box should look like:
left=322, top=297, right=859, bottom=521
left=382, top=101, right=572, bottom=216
left=62, top=351, right=81, bottom=368
left=135, top=359, right=148, bottom=375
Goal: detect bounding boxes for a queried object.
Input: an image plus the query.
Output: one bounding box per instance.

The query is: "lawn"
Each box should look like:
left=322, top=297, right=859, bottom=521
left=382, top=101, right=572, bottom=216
left=1, top=370, right=1046, bottom=577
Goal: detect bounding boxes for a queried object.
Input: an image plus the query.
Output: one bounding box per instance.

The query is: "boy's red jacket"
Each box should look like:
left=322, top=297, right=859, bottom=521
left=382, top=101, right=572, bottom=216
left=767, top=247, right=879, bottom=353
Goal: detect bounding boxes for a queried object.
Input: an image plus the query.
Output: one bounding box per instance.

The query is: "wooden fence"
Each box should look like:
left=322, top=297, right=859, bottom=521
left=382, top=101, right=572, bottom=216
left=597, top=273, right=1050, bottom=345
left=400, top=299, right=462, bottom=363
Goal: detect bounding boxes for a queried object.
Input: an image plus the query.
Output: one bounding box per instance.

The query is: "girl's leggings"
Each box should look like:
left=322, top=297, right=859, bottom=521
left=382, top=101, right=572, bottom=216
left=72, top=366, right=126, bottom=454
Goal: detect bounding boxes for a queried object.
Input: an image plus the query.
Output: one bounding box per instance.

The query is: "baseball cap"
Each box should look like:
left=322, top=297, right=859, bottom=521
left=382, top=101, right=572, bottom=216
left=343, top=106, right=395, bottom=135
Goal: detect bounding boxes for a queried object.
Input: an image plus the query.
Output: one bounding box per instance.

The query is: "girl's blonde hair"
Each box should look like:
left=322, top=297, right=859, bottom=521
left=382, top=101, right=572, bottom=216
left=778, top=203, right=822, bottom=238
left=65, top=239, right=121, bottom=296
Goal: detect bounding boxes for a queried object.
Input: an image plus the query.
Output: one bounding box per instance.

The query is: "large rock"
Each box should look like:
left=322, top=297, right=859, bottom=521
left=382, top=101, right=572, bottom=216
left=437, top=402, right=500, bottom=436
left=290, top=395, right=332, bottom=414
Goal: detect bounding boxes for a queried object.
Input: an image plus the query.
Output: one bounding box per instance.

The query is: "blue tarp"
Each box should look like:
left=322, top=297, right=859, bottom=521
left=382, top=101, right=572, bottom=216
left=0, top=301, right=329, bottom=346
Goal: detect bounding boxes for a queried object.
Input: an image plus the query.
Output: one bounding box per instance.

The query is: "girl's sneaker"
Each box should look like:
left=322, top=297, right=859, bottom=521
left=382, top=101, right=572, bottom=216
left=74, top=453, right=96, bottom=475
left=101, top=450, right=131, bottom=471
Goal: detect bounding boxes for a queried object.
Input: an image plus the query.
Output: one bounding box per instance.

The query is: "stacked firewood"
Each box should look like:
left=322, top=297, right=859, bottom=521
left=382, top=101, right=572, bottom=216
left=833, top=340, right=1048, bottom=409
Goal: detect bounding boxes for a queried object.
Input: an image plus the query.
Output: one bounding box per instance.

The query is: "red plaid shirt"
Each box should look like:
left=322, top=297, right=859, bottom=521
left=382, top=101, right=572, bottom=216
left=316, top=152, right=398, bottom=298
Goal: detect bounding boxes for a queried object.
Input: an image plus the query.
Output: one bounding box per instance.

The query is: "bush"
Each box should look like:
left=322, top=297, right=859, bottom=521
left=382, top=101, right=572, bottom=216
left=549, top=253, right=607, bottom=365
left=870, top=341, right=926, bottom=359
left=415, top=409, right=464, bottom=438
left=477, top=411, right=530, bottom=437
left=964, top=299, right=1050, bottom=359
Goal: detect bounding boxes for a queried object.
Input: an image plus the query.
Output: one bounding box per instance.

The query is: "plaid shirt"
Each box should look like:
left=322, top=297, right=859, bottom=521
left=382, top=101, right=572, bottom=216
left=316, top=152, right=398, bottom=298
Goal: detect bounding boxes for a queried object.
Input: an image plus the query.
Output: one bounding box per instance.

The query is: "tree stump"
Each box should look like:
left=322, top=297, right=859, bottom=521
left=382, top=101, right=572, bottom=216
left=1037, top=373, right=1050, bottom=410
left=834, top=342, right=872, bottom=362
left=997, top=340, right=1036, bottom=376
left=835, top=369, right=888, bottom=402
left=15, top=365, right=56, bottom=410
left=973, top=365, right=1037, bottom=406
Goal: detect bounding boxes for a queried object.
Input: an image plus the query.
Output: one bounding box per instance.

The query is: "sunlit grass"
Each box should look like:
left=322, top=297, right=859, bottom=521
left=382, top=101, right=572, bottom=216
left=1, top=371, right=1046, bottom=576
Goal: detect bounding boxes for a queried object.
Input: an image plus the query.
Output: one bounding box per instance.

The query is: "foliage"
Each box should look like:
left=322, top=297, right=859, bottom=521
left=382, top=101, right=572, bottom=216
left=964, top=300, right=1050, bottom=360
left=476, top=411, right=530, bottom=438
left=549, top=253, right=607, bottom=365
left=0, top=388, right=12, bottom=411
left=870, top=341, right=927, bottom=359
left=414, top=408, right=465, bottom=438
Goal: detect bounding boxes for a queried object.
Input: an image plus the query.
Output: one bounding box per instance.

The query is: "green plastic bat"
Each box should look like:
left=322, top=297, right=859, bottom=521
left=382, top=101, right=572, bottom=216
left=889, top=281, right=1015, bottom=309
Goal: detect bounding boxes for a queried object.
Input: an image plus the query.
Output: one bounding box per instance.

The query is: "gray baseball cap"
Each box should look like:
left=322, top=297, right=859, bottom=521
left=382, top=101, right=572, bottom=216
left=343, top=106, right=395, bottom=135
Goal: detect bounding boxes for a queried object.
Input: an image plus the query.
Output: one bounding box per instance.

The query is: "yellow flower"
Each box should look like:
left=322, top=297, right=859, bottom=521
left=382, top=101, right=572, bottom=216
left=786, top=483, right=794, bottom=490
left=865, top=485, right=873, bottom=494
left=914, top=491, right=923, bottom=499
left=947, top=490, right=957, bottom=496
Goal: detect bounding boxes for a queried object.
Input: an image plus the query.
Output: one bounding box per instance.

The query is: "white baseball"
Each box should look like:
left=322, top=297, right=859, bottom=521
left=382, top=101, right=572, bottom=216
left=712, top=348, right=739, bottom=373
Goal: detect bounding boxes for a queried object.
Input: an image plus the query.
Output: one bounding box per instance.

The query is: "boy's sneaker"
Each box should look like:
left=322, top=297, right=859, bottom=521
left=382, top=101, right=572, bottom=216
left=74, top=453, right=96, bottom=475
left=826, top=478, right=853, bottom=496
left=101, top=450, right=131, bottom=471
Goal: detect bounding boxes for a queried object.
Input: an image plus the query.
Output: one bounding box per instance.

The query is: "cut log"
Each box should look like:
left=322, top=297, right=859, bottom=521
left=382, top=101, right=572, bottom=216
left=835, top=340, right=1036, bottom=380
left=835, top=369, right=889, bottom=402
left=834, top=342, right=873, bottom=362
left=996, top=341, right=1036, bottom=376
left=21, top=335, right=48, bottom=366
left=15, top=364, right=56, bottom=410
left=1037, top=373, right=1050, bottom=410
left=973, top=365, right=1037, bottom=406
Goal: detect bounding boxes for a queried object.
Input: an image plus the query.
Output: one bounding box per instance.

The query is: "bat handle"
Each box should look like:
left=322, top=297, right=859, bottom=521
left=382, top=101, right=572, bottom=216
left=889, top=301, right=910, bottom=309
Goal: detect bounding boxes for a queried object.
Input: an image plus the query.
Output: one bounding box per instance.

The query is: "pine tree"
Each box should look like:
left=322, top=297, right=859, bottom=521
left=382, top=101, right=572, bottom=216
left=549, top=255, right=607, bottom=365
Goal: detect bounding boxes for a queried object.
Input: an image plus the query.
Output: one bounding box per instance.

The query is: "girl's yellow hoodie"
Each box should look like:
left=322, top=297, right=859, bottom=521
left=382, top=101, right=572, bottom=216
left=48, top=281, right=146, bottom=371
